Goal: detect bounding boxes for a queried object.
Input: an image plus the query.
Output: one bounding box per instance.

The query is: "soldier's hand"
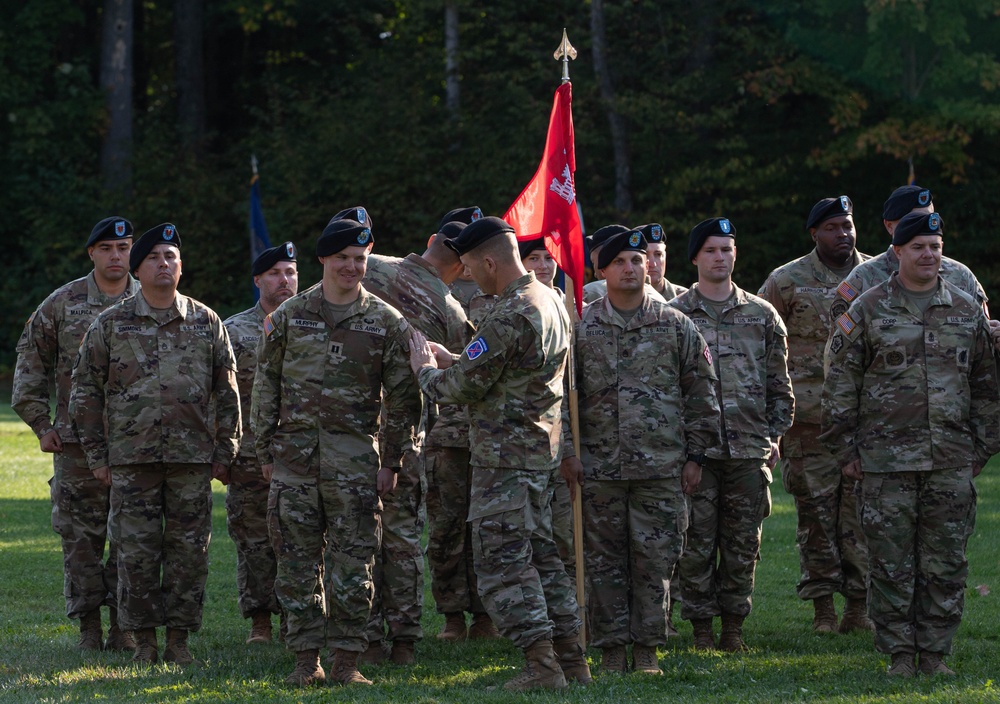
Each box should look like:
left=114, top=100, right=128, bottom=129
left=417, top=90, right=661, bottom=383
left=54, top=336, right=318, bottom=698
left=841, top=459, right=863, bottom=481
left=377, top=467, right=398, bottom=496
left=989, top=319, right=1000, bottom=350
left=767, top=440, right=781, bottom=470
left=212, top=461, right=230, bottom=485
left=39, top=430, right=63, bottom=453
left=429, top=341, right=455, bottom=369
left=973, top=463, right=983, bottom=477
left=262, top=463, right=274, bottom=482
left=559, top=456, right=584, bottom=500
left=681, top=460, right=702, bottom=495
left=409, top=329, right=437, bottom=375
left=93, top=465, right=111, bottom=487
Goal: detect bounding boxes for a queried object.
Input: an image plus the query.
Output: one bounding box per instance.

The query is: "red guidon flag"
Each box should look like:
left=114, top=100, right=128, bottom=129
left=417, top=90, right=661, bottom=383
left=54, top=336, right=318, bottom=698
left=504, top=82, right=585, bottom=316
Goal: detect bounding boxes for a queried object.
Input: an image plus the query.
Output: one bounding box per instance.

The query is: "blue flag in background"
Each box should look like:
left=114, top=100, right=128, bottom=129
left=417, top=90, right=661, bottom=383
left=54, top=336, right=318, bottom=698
left=249, top=173, right=272, bottom=302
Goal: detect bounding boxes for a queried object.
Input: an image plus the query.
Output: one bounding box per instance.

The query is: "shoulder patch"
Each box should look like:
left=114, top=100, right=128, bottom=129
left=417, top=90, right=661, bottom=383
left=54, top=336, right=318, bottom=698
left=263, top=314, right=275, bottom=338
left=465, top=336, right=489, bottom=360
left=830, top=333, right=844, bottom=355
left=836, top=312, right=857, bottom=336
left=703, top=345, right=714, bottom=366
left=837, top=280, right=858, bottom=302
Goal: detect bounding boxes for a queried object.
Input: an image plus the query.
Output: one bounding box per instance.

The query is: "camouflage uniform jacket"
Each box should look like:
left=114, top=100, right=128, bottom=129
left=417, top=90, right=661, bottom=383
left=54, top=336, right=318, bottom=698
left=655, top=278, right=689, bottom=302
left=251, top=283, right=420, bottom=478
left=449, top=278, right=480, bottom=316
left=417, top=273, right=569, bottom=471
left=832, top=245, right=987, bottom=315
left=821, top=274, right=1000, bottom=472
left=583, top=279, right=668, bottom=305
left=757, top=247, right=870, bottom=425
left=669, top=284, right=794, bottom=460
left=70, top=291, right=241, bottom=469
left=12, top=272, right=140, bottom=442
left=364, top=253, right=471, bottom=448
left=224, top=302, right=266, bottom=459
left=565, top=293, right=721, bottom=480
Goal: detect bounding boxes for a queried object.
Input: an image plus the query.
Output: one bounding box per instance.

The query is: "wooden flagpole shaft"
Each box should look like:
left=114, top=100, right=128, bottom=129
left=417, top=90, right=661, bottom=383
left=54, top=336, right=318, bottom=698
left=564, top=274, right=587, bottom=647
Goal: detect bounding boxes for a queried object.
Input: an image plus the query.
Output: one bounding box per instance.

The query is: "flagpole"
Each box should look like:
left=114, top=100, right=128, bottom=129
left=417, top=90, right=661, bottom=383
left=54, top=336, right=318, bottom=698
left=554, top=28, right=587, bottom=648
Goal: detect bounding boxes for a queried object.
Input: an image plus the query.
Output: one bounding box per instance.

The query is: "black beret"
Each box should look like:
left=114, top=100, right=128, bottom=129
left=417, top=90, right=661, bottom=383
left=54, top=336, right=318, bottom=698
left=518, top=238, right=546, bottom=261
left=317, top=219, right=373, bottom=257
left=597, top=230, right=647, bottom=269
left=637, top=222, right=666, bottom=245
left=437, top=206, right=483, bottom=232
left=892, top=212, right=943, bottom=246
left=688, top=217, right=735, bottom=262
left=252, top=241, right=297, bottom=276
left=87, top=216, right=134, bottom=248
left=586, top=224, right=630, bottom=249
left=329, top=206, right=373, bottom=230
left=444, top=216, right=514, bottom=256
left=883, top=185, right=933, bottom=220
left=806, top=196, right=853, bottom=230
left=437, top=221, right=466, bottom=241
left=130, top=223, right=180, bottom=273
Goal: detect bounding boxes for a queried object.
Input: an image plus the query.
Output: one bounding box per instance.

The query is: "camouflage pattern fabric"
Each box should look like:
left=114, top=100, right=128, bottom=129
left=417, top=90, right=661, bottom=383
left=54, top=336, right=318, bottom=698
left=654, top=278, right=689, bottom=302
left=582, top=279, right=668, bottom=305
left=448, top=278, right=480, bottom=316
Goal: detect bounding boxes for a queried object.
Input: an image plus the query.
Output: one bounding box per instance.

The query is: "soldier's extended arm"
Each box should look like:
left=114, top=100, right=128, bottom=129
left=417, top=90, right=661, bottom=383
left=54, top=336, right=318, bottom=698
left=251, top=311, right=286, bottom=466
left=211, top=320, right=242, bottom=466
left=764, top=316, right=795, bottom=439
left=68, top=319, right=111, bottom=470
left=417, top=316, right=516, bottom=405
left=381, top=322, right=423, bottom=469
left=11, top=299, right=58, bottom=439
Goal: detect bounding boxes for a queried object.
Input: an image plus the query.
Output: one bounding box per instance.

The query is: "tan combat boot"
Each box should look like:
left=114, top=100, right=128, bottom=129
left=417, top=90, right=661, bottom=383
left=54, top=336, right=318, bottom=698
left=468, top=612, right=500, bottom=640
left=812, top=595, right=838, bottom=633
left=132, top=628, right=158, bottom=665
left=691, top=618, right=716, bottom=651
left=718, top=614, right=748, bottom=652
left=357, top=639, right=388, bottom=664
left=78, top=610, right=103, bottom=651
left=632, top=644, right=661, bottom=675
left=503, top=639, right=567, bottom=691
left=838, top=598, right=874, bottom=633
left=887, top=652, right=916, bottom=678
left=437, top=612, right=468, bottom=641
left=104, top=607, right=135, bottom=651
left=390, top=640, right=415, bottom=665
left=285, top=648, right=325, bottom=687
left=918, top=652, right=956, bottom=676
left=163, top=628, right=196, bottom=666
left=246, top=610, right=273, bottom=644
left=601, top=645, right=627, bottom=673
left=553, top=634, right=592, bottom=684
left=330, top=648, right=373, bottom=685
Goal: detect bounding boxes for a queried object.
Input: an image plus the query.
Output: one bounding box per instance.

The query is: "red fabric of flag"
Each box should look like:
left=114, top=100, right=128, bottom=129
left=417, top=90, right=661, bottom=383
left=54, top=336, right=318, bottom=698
left=503, top=82, right=585, bottom=316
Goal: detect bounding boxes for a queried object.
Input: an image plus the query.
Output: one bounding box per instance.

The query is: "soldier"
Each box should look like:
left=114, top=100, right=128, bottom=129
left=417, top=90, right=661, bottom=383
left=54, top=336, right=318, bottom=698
left=583, top=224, right=669, bottom=305
left=251, top=216, right=420, bottom=687
left=359, top=209, right=491, bottom=664
left=822, top=212, right=999, bottom=677
left=560, top=230, right=720, bottom=675
left=670, top=217, right=794, bottom=652
left=69, top=223, right=241, bottom=666
left=223, top=241, right=299, bottom=644
left=443, top=206, right=485, bottom=315
left=639, top=222, right=688, bottom=301
left=831, top=185, right=987, bottom=318
left=12, top=216, right=139, bottom=652
left=758, top=196, right=873, bottom=633
left=410, top=216, right=588, bottom=691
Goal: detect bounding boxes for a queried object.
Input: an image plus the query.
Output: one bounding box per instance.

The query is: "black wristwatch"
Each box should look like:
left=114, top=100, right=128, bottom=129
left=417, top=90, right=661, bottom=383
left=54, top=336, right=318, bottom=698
left=686, top=453, right=705, bottom=467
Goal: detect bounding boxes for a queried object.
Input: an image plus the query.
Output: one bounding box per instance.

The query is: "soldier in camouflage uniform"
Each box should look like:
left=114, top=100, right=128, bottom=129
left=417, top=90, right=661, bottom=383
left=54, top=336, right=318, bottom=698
left=831, top=186, right=987, bottom=319
left=560, top=230, right=720, bottom=675
left=251, top=216, right=420, bottom=687
left=411, top=216, right=587, bottom=691
left=70, top=223, right=241, bottom=666
left=582, top=224, right=668, bottom=305
left=360, top=211, right=486, bottom=663
left=639, top=222, right=688, bottom=302
left=12, top=216, right=139, bottom=652
left=223, top=241, right=299, bottom=645
left=670, top=217, right=794, bottom=652
left=758, top=196, right=873, bottom=633
left=822, top=212, right=999, bottom=678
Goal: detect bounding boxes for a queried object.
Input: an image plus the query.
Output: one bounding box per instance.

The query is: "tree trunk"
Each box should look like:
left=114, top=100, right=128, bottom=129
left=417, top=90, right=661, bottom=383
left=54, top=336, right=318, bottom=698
left=444, top=2, right=461, bottom=152
left=99, top=0, right=133, bottom=195
left=590, top=0, right=632, bottom=215
left=174, top=0, right=205, bottom=151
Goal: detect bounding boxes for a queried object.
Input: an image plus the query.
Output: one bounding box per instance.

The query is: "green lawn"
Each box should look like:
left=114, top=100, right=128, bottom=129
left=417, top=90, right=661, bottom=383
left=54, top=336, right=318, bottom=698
left=1, top=403, right=998, bottom=702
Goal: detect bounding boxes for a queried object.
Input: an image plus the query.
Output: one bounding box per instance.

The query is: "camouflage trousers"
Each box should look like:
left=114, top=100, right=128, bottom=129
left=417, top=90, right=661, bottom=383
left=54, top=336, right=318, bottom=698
left=782, top=423, right=868, bottom=600
left=226, top=455, right=279, bottom=618
left=111, top=463, right=212, bottom=631
left=424, top=445, right=486, bottom=615
left=471, top=465, right=581, bottom=649
left=52, top=444, right=117, bottom=619
left=269, top=461, right=380, bottom=652
left=551, top=477, right=577, bottom=595
left=583, top=478, right=687, bottom=647
left=860, top=468, right=977, bottom=655
left=680, top=458, right=772, bottom=619
left=364, top=449, right=424, bottom=643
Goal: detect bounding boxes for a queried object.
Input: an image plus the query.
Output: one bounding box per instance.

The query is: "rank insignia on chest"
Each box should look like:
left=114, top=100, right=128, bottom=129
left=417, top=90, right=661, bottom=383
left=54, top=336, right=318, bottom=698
left=836, top=313, right=857, bottom=336
left=837, top=280, right=858, bottom=302
left=465, top=336, right=489, bottom=360
left=263, top=314, right=275, bottom=337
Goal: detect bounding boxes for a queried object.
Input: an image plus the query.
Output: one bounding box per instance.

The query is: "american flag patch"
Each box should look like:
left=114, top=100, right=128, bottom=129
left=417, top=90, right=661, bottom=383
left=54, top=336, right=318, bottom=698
left=837, top=280, right=858, bottom=302
left=263, top=314, right=275, bottom=337
left=836, top=313, right=856, bottom=335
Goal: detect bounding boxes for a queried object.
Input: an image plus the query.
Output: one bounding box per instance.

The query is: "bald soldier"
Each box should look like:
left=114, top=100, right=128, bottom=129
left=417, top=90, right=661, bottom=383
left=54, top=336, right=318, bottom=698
left=223, top=241, right=299, bottom=644
left=12, top=216, right=139, bottom=652
left=758, top=196, right=872, bottom=633
left=410, top=216, right=588, bottom=691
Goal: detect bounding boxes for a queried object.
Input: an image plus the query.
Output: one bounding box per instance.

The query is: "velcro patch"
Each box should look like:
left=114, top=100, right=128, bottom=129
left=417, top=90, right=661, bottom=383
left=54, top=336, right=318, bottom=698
left=466, top=336, right=489, bottom=360
left=180, top=324, right=209, bottom=332
left=703, top=345, right=714, bottom=366
left=290, top=318, right=325, bottom=330
left=837, top=280, right=858, bottom=302
left=947, top=316, right=976, bottom=325
left=733, top=316, right=764, bottom=325
left=350, top=322, right=387, bottom=336
left=263, top=315, right=275, bottom=337
left=115, top=324, right=145, bottom=335
left=836, top=313, right=857, bottom=336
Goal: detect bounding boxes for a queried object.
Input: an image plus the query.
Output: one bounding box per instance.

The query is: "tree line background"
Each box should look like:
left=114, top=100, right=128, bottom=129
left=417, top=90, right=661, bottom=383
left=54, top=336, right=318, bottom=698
left=4, top=0, right=1000, bottom=371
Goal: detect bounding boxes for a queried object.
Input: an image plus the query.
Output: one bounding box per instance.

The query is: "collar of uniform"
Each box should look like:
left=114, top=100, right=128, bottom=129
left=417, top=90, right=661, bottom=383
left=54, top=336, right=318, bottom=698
left=253, top=300, right=267, bottom=321
left=86, top=271, right=140, bottom=305
left=499, top=273, right=535, bottom=299
left=135, top=290, right=185, bottom=320
left=885, top=272, right=951, bottom=311
left=808, top=247, right=865, bottom=284
left=308, top=282, right=374, bottom=319
left=689, top=282, right=749, bottom=316
left=404, top=252, right=442, bottom=281
left=883, top=245, right=900, bottom=270
left=597, top=292, right=656, bottom=330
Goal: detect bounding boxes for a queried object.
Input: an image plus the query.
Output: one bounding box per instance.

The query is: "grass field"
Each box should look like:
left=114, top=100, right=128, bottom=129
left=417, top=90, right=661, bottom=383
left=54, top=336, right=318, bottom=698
left=1, top=403, right=998, bottom=703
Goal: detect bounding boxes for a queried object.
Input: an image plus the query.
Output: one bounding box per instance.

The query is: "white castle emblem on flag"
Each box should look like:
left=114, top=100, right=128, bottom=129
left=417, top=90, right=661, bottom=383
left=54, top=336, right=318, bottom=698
left=549, top=164, right=576, bottom=205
